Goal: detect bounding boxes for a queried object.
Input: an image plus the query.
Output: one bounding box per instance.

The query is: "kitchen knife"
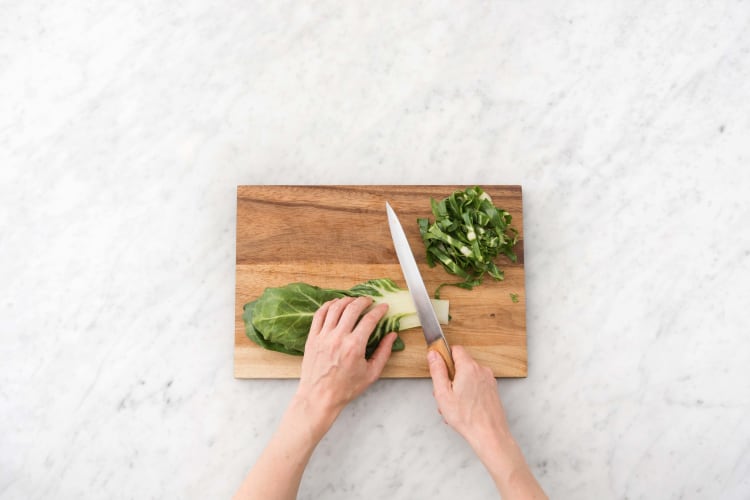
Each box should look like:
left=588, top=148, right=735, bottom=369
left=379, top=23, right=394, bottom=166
left=386, top=202, right=456, bottom=379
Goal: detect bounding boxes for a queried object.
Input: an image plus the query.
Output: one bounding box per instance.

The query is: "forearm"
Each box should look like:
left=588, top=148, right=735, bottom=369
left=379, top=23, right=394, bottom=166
left=234, top=395, right=337, bottom=500
left=471, top=429, right=547, bottom=500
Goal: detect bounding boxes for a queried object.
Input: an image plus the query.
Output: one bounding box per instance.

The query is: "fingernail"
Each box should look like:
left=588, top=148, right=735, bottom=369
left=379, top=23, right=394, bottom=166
left=427, top=351, right=438, bottom=362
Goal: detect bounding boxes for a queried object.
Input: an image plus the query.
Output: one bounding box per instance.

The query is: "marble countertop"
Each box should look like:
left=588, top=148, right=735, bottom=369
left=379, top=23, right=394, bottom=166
left=2, top=2, right=749, bottom=498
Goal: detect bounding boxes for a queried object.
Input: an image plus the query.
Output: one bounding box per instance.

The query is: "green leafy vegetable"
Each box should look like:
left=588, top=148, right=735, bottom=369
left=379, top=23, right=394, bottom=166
left=510, top=293, right=519, bottom=303
left=418, top=186, right=519, bottom=298
left=243, top=278, right=450, bottom=358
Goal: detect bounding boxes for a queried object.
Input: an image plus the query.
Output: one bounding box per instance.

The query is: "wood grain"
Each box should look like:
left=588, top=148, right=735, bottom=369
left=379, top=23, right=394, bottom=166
left=234, top=185, right=526, bottom=378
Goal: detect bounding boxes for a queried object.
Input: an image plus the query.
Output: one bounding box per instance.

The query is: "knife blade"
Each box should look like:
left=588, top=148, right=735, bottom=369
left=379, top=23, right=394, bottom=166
left=386, top=202, right=456, bottom=379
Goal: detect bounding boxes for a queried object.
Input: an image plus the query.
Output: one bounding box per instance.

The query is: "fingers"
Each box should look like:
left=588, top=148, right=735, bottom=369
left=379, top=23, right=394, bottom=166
left=309, top=300, right=333, bottom=336
left=337, top=296, right=374, bottom=332
left=366, top=332, right=397, bottom=382
left=322, top=297, right=355, bottom=331
left=451, top=345, right=493, bottom=379
left=450, top=345, right=474, bottom=366
left=352, top=302, right=389, bottom=342
left=427, top=350, right=451, bottom=397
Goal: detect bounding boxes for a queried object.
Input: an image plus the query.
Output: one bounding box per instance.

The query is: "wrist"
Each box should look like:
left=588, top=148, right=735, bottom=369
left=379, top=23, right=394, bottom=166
left=469, top=425, right=534, bottom=491
left=289, top=391, right=341, bottom=441
left=467, top=423, right=520, bottom=467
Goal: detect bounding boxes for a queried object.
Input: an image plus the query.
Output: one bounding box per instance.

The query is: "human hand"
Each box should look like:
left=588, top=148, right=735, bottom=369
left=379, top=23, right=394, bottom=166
left=428, top=346, right=547, bottom=499
left=235, top=299, right=395, bottom=500
left=294, top=297, right=397, bottom=435
left=427, top=345, right=511, bottom=453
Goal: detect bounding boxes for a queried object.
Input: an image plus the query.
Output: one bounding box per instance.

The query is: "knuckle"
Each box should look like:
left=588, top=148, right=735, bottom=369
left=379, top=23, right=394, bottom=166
left=359, top=316, right=377, bottom=330
left=342, top=337, right=361, bottom=354
left=354, top=321, right=376, bottom=337
left=361, top=309, right=378, bottom=322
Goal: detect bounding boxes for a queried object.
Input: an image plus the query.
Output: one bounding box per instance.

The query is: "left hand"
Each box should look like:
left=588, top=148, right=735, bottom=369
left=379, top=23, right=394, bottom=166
left=294, top=297, right=397, bottom=432
left=233, top=297, right=397, bottom=500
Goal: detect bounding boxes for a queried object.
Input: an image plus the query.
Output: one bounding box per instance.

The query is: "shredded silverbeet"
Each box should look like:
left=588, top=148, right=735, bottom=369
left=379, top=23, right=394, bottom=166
left=417, top=186, right=519, bottom=298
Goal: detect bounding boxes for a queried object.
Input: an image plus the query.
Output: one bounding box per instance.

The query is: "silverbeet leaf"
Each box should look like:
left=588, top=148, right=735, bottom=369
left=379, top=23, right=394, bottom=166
left=243, top=279, right=449, bottom=359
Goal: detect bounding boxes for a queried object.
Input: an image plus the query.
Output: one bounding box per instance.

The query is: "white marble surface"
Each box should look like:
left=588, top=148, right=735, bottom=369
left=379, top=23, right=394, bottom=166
left=2, top=1, right=750, bottom=498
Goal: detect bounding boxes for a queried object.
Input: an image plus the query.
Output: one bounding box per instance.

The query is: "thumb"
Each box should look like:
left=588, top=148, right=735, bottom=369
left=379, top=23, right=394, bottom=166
left=427, top=350, right=451, bottom=397
left=366, top=332, right=397, bottom=382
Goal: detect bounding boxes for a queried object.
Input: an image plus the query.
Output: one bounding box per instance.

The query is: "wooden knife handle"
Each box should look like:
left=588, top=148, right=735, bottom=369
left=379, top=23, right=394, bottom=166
left=428, top=339, right=456, bottom=380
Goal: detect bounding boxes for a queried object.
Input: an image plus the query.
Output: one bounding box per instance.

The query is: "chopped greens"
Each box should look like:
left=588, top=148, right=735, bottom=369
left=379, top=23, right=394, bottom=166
left=243, top=278, right=449, bottom=359
left=510, top=293, right=519, bottom=303
left=418, top=186, right=519, bottom=298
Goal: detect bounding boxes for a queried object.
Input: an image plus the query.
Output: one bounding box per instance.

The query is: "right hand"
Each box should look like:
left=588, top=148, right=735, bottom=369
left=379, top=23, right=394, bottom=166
left=428, top=346, right=549, bottom=499
left=427, top=345, right=511, bottom=451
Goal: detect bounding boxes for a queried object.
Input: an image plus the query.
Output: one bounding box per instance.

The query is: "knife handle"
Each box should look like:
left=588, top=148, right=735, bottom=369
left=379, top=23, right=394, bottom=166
left=428, top=339, right=456, bottom=380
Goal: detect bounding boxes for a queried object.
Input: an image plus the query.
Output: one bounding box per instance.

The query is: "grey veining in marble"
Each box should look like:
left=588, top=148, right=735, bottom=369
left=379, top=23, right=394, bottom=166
left=2, top=1, right=749, bottom=499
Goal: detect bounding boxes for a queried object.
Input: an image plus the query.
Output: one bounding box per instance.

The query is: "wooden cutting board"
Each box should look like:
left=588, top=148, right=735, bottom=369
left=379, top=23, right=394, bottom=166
left=235, top=185, right=526, bottom=378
